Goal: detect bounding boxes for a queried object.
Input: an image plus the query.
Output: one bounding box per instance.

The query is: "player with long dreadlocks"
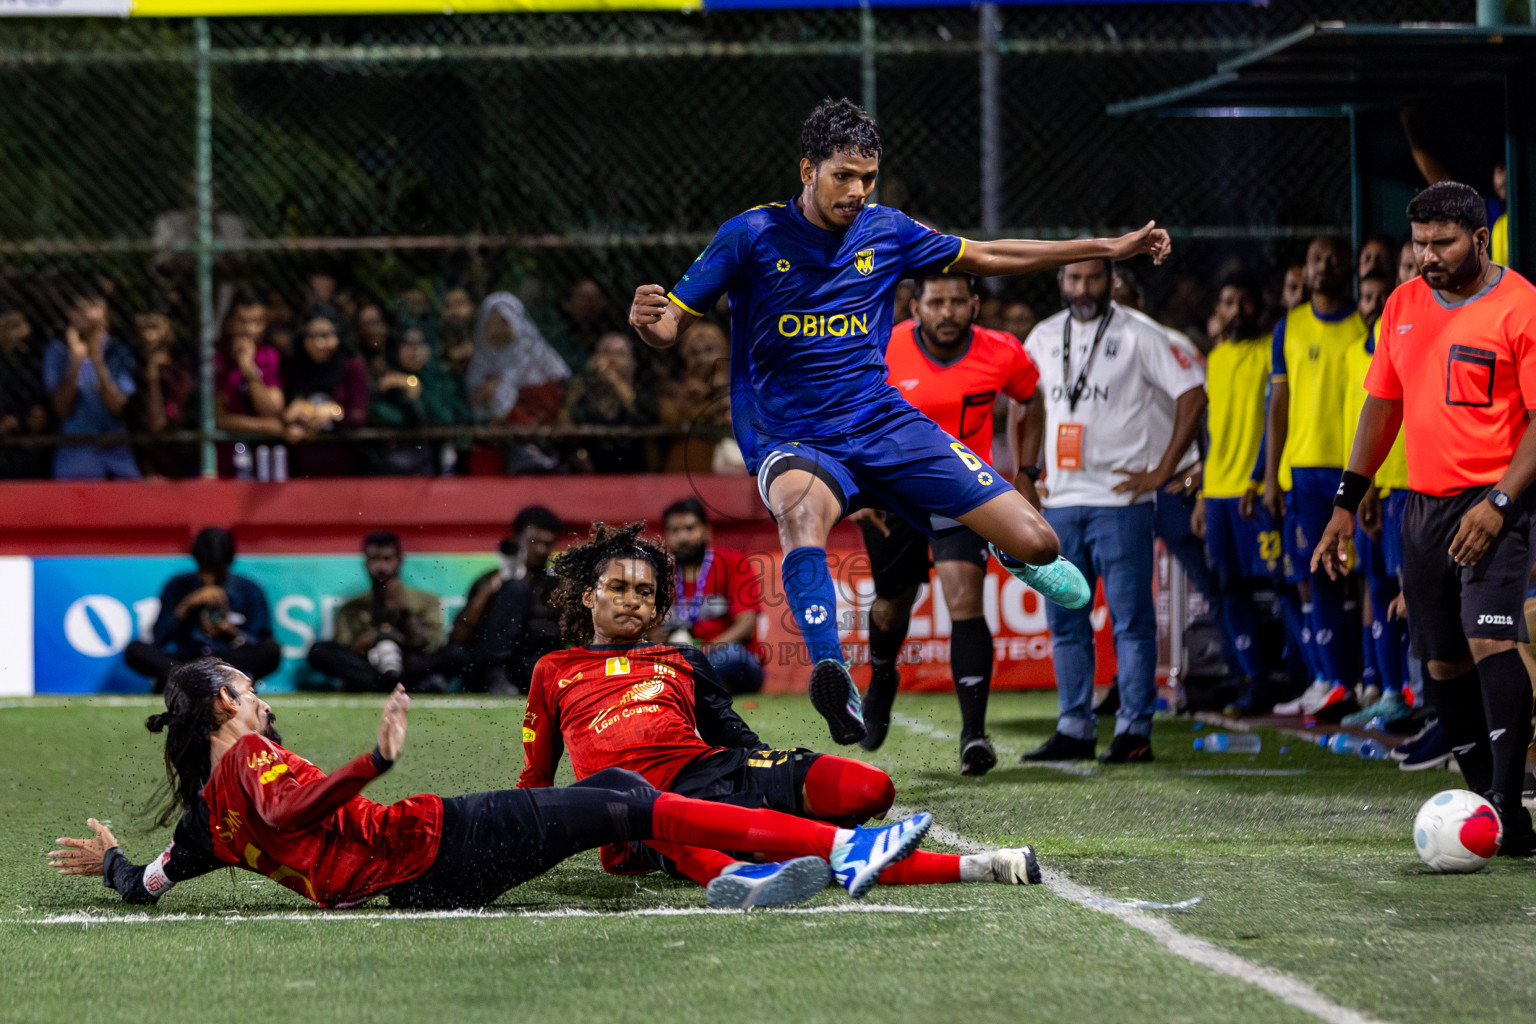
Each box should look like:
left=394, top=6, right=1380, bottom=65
left=519, top=523, right=1041, bottom=908
left=48, top=656, right=940, bottom=910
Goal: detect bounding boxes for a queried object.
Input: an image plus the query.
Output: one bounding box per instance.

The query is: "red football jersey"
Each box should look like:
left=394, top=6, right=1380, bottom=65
left=885, top=320, right=1039, bottom=463
left=519, top=643, right=760, bottom=791
left=202, top=733, right=443, bottom=908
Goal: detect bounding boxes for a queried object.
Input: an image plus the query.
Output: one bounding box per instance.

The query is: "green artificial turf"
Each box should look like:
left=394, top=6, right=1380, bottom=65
left=2, top=692, right=1530, bottom=1024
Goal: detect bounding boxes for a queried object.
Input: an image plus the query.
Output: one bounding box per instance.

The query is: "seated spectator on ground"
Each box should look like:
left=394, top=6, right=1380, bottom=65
left=306, top=531, right=463, bottom=693
left=0, top=301, right=50, bottom=479
left=657, top=497, right=764, bottom=694
left=44, top=284, right=140, bottom=480
left=129, top=300, right=197, bottom=479
left=658, top=320, right=732, bottom=473
left=539, top=277, right=617, bottom=371
left=213, top=290, right=299, bottom=475
left=283, top=310, right=368, bottom=477
left=125, top=527, right=280, bottom=694
left=564, top=330, right=655, bottom=473
left=467, top=292, right=569, bottom=473
left=451, top=505, right=566, bottom=694
left=353, top=300, right=391, bottom=375
left=367, top=324, right=471, bottom=475
left=437, top=285, right=477, bottom=375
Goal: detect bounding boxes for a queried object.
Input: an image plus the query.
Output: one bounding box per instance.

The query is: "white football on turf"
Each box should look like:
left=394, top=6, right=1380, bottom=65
left=1413, top=789, right=1502, bottom=873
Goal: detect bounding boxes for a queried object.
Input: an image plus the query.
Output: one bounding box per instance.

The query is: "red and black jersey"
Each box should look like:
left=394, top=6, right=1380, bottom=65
left=201, top=733, right=443, bottom=908
left=885, top=319, right=1039, bottom=464
left=519, top=643, right=761, bottom=791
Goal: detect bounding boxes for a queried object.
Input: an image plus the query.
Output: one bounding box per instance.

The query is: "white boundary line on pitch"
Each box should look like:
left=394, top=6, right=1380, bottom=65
left=893, top=798, right=1396, bottom=1024
left=5, top=903, right=965, bottom=927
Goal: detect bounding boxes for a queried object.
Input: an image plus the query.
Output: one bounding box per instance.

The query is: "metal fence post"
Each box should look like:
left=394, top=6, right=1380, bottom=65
left=979, top=3, right=1001, bottom=241
left=195, top=17, right=216, bottom=479
left=860, top=0, right=878, bottom=202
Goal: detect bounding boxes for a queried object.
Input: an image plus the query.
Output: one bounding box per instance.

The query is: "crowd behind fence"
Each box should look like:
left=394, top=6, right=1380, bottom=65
left=0, top=0, right=1473, bottom=480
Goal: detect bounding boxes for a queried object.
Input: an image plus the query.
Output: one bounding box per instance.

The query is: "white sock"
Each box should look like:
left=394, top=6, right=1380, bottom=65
left=833, top=828, right=856, bottom=848
left=959, top=852, right=992, bottom=882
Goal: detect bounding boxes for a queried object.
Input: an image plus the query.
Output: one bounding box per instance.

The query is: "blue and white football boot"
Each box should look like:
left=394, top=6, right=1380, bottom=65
left=831, top=813, right=933, bottom=899
left=705, top=857, right=831, bottom=910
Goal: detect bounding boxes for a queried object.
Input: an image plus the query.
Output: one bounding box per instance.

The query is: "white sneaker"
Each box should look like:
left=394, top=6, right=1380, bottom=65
left=1273, top=680, right=1329, bottom=716
left=368, top=638, right=403, bottom=676
left=988, top=847, right=1042, bottom=884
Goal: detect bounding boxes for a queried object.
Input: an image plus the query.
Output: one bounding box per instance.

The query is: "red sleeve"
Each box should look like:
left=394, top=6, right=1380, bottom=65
left=1002, top=334, right=1040, bottom=403
left=518, top=660, right=563, bottom=788
left=235, top=734, right=383, bottom=832
left=1364, top=296, right=1404, bottom=400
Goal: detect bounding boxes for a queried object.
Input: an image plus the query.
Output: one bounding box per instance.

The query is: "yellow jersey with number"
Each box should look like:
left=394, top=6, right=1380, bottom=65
left=1272, top=301, right=1367, bottom=489
left=1204, top=336, right=1270, bottom=499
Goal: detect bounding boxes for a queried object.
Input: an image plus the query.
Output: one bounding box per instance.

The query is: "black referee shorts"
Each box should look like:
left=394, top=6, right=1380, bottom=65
left=859, top=511, right=990, bottom=601
left=1400, top=485, right=1536, bottom=663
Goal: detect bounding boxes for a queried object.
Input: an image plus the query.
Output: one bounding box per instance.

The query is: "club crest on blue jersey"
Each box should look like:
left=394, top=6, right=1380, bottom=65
left=855, top=249, right=875, bottom=276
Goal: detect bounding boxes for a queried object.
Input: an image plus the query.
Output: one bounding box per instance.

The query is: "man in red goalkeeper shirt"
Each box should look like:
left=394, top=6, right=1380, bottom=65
left=520, top=522, right=1041, bottom=903
left=49, top=658, right=938, bottom=910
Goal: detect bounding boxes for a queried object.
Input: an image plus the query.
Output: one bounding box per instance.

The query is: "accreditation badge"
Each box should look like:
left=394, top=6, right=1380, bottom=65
left=1057, top=423, right=1084, bottom=471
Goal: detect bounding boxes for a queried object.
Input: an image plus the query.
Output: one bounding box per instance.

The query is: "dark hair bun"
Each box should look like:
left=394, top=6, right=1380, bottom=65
left=145, top=711, right=175, bottom=733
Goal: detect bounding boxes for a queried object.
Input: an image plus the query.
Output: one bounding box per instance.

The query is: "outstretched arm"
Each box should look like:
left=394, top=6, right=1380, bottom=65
left=954, top=221, right=1172, bottom=277
left=49, top=808, right=222, bottom=904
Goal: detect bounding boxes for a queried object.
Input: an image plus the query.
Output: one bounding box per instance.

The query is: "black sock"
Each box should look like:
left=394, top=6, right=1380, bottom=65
left=864, top=618, right=906, bottom=717
left=1423, top=668, right=1493, bottom=794
left=1474, top=649, right=1536, bottom=809
left=951, top=617, right=994, bottom=741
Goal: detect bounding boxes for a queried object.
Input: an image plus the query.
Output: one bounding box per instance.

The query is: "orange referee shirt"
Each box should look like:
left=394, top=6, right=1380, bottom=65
left=1365, top=269, right=1536, bottom=496
left=885, top=320, right=1039, bottom=464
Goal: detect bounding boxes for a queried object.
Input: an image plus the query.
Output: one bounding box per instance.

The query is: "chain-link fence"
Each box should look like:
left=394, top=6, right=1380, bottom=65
left=0, top=1, right=1476, bottom=480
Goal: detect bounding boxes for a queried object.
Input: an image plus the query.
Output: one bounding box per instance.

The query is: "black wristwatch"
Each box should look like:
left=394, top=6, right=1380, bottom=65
left=1488, top=489, right=1513, bottom=517
left=1019, top=465, right=1042, bottom=482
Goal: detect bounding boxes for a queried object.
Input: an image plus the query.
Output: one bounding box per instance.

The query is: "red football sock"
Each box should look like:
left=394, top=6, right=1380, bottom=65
left=801, top=755, right=895, bottom=825
left=650, top=792, right=837, bottom=858
left=874, top=850, right=961, bottom=885
left=644, top=841, right=737, bottom=885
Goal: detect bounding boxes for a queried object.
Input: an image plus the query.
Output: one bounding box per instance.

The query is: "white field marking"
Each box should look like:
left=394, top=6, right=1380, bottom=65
left=0, top=696, right=524, bottom=711
left=6, top=903, right=963, bottom=927
left=894, top=807, right=1398, bottom=1024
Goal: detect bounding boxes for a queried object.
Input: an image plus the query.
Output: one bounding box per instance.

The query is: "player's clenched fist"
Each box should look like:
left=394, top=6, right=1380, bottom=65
left=629, top=284, right=670, bottom=326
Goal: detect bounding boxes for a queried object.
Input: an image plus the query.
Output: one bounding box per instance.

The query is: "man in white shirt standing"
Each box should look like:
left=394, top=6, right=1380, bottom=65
left=1016, top=259, right=1208, bottom=762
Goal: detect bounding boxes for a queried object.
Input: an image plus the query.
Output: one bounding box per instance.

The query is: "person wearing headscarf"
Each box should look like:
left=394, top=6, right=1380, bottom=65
left=466, top=292, right=570, bottom=424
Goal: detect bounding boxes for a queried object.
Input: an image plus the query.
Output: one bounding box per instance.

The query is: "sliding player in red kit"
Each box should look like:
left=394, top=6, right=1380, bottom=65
left=49, top=658, right=940, bottom=910
left=519, top=523, right=1041, bottom=908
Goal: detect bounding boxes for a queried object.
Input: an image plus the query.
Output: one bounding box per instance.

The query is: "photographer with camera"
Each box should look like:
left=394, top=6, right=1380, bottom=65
left=125, top=527, right=281, bottom=693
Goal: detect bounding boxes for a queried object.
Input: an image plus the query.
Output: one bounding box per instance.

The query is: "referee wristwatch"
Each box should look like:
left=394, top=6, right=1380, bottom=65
left=1488, top=489, right=1514, bottom=518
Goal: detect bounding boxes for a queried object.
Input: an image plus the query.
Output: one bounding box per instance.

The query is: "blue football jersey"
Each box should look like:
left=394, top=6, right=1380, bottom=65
left=667, top=198, right=965, bottom=470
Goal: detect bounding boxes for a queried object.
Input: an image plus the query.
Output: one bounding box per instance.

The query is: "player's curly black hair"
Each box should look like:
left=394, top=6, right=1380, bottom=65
left=1407, top=181, right=1487, bottom=235
left=801, top=97, right=882, bottom=166
left=550, top=522, right=676, bottom=647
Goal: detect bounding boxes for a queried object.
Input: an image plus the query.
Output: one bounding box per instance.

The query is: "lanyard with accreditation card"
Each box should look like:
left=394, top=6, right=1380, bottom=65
left=1057, top=306, right=1114, bottom=471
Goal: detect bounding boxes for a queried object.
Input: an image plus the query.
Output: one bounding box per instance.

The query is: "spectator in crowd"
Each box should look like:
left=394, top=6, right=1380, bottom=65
left=213, top=291, right=297, bottom=474
left=540, top=277, right=616, bottom=371
left=1263, top=238, right=1368, bottom=721
left=451, top=505, right=566, bottom=694
left=306, top=531, right=460, bottom=693
left=283, top=310, right=369, bottom=477
left=1357, top=237, right=1395, bottom=282
left=438, top=285, right=477, bottom=375
left=1397, top=240, right=1420, bottom=286
left=368, top=323, right=471, bottom=475
left=1281, top=264, right=1309, bottom=310
left=1018, top=259, right=1207, bottom=763
left=0, top=301, right=50, bottom=479
left=657, top=320, right=732, bottom=473
left=264, top=288, right=296, bottom=358
left=1357, top=270, right=1391, bottom=329
left=354, top=301, right=392, bottom=375
left=657, top=497, right=764, bottom=694
left=1000, top=300, right=1037, bottom=344
left=564, top=330, right=655, bottom=473
left=892, top=279, right=916, bottom=322
left=44, top=285, right=140, bottom=480
left=129, top=300, right=197, bottom=479
left=467, top=291, right=569, bottom=473
left=125, top=527, right=280, bottom=693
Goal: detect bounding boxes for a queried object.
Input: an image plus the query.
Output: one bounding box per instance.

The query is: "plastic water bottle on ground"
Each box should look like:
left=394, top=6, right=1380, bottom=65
left=1321, top=734, right=1388, bottom=759
left=1356, top=739, right=1389, bottom=760
left=1192, top=733, right=1262, bottom=753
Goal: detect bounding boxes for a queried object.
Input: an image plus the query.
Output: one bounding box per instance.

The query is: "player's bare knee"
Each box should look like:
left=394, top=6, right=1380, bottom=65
left=1427, top=656, right=1476, bottom=680
left=1469, top=637, right=1518, bottom=665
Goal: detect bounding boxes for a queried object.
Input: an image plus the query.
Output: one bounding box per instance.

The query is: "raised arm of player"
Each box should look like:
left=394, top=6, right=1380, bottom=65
left=49, top=807, right=222, bottom=904
left=629, top=284, right=700, bottom=350
left=1313, top=395, right=1404, bottom=580
left=954, top=221, right=1172, bottom=277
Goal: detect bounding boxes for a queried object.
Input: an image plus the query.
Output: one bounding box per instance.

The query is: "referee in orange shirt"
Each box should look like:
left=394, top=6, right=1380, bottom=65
left=1316, top=181, right=1536, bottom=855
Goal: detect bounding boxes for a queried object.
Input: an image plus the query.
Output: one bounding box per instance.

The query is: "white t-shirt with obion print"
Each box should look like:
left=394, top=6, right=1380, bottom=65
left=1024, top=301, right=1206, bottom=509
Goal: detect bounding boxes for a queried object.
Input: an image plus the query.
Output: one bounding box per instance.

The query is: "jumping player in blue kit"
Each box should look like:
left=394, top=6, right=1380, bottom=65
left=629, top=99, right=1172, bottom=745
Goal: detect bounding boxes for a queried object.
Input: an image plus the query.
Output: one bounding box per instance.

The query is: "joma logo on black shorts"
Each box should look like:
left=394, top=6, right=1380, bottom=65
left=1476, top=614, right=1514, bottom=626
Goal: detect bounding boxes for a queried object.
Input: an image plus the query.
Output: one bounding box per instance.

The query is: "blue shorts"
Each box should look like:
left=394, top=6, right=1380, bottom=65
left=1282, top=467, right=1341, bottom=584
left=1354, top=523, right=1386, bottom=579
left=1204, top=496, right=1281, bottom=586
left=1381, top=489, right=1408, bottom=579
left=755, top=401, right=1007, bottom=537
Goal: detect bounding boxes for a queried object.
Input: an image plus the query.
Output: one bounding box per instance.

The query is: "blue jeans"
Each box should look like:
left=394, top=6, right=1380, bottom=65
left=705, top=642, right=764, bottom=695
left=1043, top=503, right=1158, bottom=739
